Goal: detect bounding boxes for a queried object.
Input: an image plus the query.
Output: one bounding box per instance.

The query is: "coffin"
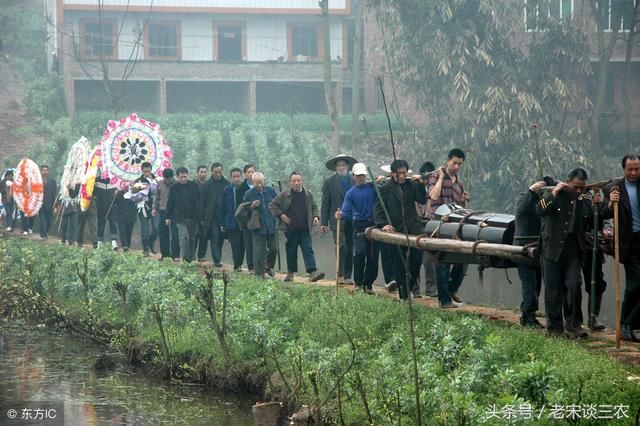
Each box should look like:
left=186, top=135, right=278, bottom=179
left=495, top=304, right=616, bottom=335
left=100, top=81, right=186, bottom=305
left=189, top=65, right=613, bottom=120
left=424, top=204, right=518, bottom=268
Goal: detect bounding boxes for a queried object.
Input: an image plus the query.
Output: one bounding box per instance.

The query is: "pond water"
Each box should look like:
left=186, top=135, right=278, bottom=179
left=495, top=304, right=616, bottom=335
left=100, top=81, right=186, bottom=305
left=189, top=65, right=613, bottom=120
left=0, top=325, right=254, bottom=425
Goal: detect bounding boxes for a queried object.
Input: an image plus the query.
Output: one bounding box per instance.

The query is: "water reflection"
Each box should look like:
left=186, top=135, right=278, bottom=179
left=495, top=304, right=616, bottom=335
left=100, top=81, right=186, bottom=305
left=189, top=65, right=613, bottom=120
left=0, top=326, right=254, bottom=425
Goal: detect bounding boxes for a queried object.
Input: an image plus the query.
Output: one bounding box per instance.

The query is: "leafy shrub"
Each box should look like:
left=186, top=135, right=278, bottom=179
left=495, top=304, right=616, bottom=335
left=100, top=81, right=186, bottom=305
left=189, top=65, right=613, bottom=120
left=2, top=237, right=639, bottom=424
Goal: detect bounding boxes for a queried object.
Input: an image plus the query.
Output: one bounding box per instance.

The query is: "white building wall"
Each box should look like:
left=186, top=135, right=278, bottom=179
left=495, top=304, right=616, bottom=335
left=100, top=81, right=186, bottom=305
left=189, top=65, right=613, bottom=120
left=66, top=11, right=345, bottom=62
left=180, top=14, right=213, bottom=61
left=63, top=0, right=348, bottom=12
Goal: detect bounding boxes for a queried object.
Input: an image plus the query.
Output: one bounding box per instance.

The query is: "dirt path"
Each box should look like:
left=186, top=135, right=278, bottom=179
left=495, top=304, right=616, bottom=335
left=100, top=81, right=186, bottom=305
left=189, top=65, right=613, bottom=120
left=4, top=230, right=640, bottom=368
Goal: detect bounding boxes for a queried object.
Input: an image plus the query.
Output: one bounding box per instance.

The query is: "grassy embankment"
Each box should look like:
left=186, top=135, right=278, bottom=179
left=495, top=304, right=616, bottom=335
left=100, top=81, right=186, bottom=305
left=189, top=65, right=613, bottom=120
left=1, top=236, right=639, bottom=425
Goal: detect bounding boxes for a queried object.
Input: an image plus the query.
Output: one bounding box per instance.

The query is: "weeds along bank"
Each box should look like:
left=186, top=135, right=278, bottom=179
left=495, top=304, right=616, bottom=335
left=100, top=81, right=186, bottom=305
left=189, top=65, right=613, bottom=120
left=1, top=236, right=639, bottom=424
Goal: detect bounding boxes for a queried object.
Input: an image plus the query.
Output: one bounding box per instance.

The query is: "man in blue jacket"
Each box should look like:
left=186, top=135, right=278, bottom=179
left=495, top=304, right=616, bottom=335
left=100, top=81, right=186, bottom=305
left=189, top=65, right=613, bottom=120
left=336, top=163, right=378, bottom=293
left=221, top=168, right=245, bottom=271
left=243, top=172, right=278, bottom=279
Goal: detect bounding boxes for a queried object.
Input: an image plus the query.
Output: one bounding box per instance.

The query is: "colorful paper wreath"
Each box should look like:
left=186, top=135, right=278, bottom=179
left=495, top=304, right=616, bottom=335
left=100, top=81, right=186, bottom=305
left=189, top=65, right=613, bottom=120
left=80, top=146, right=102, bottom=212
left=100, top=113, right=173, bottom=189
left=13, top=159, right=43, bottom=218
left=61, top=136, right=90, bottom=199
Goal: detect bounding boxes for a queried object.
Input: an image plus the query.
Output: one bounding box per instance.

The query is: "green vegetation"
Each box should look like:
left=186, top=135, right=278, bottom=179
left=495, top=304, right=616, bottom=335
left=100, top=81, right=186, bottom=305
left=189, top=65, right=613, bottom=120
left=11, top=112, right=404, bottom=196
left=0, top=1, right=65, bottom=121
left=1, top=237, right=638, bottom=424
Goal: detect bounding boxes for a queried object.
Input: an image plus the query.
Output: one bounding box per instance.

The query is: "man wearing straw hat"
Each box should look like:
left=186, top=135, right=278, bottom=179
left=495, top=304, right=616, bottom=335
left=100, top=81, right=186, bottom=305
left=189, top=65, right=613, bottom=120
left=602, top=154, right=640, bottom=342
left=320, top=154, right=357, bottom=285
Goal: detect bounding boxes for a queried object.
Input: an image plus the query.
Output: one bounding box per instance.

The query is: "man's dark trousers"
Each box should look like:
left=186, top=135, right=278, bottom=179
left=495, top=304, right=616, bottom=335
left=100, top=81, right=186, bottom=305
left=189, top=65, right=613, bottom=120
left=518, top=264, right=542, bottom=314
left=208, top=221, right=222, bottom=264
left=227, top=229, right=245, bottom=269
left=243, top=228, right=254, bottom=270
left=285, top=230, right=317, bottom=273
left=38, top=208, right=53, bottom=237
left=622, top=233, right=640, bottom=328
left=353, top=219, right=378, bottom=288
left=542, top=235, right=583, bottom=332
left=436, top=263, right=466, bottom=305
left=393, top=245, right=421, bottom=300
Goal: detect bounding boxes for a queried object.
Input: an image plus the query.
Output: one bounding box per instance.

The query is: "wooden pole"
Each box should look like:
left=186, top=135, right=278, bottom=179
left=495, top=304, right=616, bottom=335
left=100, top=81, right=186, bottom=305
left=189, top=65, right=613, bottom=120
left=614, top=201, right=622, bottom=349
left=365, top=227, right=537, bottom=260
left=589, top=194, right=599, bottom=330
left=335, top=215, right=341, bottom=296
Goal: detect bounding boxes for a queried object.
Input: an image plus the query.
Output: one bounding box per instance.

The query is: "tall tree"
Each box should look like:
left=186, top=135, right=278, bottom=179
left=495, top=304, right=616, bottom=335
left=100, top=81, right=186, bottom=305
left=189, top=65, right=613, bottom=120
left=350, top=0, right=366, bottom=152
left=588, top=0, right=623, bottom=177
left=320, top=0, right=341, bottom=155
left=621, top=0, right=640, bottom=151
left=370, top=0, right=593, bottom=210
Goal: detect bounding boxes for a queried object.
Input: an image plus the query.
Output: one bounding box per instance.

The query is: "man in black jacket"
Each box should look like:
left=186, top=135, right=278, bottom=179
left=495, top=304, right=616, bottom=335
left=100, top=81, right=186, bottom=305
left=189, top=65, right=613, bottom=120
left=237, top=164, right=256, bottom=271
left=514, top=179, right=548, bottom=328
left=537, top=168, right=595, bottom=339
left=38, top=165, right=57, bottom=239
left=95, top=173, right=119, bottom=249
left=320, top=155, right=356, bottom=284
left=374, top=159, right=427, bottom=300
left=166, top=167, right=200, bottom=263
left=201, top=162, right=228, bottom=267
left=194, top=164, right=209, bottom=261
left=602, top=154, right=640, bottom=342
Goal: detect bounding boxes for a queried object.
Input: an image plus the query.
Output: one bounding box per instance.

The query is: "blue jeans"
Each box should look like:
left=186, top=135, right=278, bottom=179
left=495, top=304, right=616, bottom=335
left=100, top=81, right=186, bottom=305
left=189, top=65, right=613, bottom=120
left=97, top=211, right=118, bottom=241
left=61, top=212, right=78, bottom=243
left=436, top=263, right=467, bottom=305
left=139, top=212, right=158, bottom=251
left=285, top=230, right=317, bottom=273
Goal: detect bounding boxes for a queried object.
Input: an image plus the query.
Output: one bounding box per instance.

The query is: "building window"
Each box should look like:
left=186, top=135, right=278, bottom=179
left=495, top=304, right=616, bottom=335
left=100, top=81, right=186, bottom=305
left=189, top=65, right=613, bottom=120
left=80, top=20, right=116, bottom=58
left=214, top=22, right=246, bottom=61
left=147, top=22, right=180, bottom=60
left=599, top=0, right=637, bottom=31
left=289, top=24, right=321, bottom=61
left=525, top=0, right=573, bottom=31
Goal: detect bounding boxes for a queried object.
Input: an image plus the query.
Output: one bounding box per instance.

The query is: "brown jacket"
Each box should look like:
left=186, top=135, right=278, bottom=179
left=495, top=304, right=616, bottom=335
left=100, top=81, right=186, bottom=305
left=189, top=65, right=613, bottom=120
left=269, top=187, right=319, bottom=232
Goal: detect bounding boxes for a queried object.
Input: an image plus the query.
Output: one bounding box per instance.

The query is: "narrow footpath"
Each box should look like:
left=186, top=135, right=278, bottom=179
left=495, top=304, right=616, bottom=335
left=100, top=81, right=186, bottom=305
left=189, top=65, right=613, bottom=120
left=5, top=230, right=640, bottom=368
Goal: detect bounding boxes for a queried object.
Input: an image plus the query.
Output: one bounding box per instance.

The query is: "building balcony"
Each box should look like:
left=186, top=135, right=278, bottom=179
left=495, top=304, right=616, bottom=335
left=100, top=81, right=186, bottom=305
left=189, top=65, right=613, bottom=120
left=64, top=58, right=353, bottom=84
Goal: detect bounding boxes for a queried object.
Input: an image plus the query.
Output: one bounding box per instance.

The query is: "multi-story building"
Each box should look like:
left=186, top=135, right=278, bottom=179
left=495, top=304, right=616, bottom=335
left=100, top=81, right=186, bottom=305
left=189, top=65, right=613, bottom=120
left=46, top=0, right=364, bottom=115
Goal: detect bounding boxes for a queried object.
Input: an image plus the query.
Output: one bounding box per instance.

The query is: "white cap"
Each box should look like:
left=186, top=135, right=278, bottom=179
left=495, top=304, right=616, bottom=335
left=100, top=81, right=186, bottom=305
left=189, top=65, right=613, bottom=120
left=352, top=163, right=368, bottom=176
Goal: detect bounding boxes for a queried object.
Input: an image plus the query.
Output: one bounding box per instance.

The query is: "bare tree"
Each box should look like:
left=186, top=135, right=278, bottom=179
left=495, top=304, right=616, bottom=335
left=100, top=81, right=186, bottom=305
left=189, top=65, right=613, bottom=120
left=320, top=0, right=341, bottom=155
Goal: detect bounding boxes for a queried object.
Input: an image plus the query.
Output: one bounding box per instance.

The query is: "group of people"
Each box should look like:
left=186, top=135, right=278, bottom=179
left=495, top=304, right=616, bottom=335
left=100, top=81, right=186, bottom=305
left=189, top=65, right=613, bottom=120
left=1, top=150, right=638, bottom=343
left=515, top=154, right=640, bottom=342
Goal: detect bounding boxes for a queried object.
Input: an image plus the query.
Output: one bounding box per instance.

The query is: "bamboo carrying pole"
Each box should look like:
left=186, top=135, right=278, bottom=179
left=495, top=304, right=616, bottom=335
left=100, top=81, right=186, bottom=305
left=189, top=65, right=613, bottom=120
left=335, top=216, right=341, bottom=296
left=589, top=194, right=599, bottom=330
left=365, top=227, right=538, bottom=260
left=614, top=201, right=622, bottom=349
